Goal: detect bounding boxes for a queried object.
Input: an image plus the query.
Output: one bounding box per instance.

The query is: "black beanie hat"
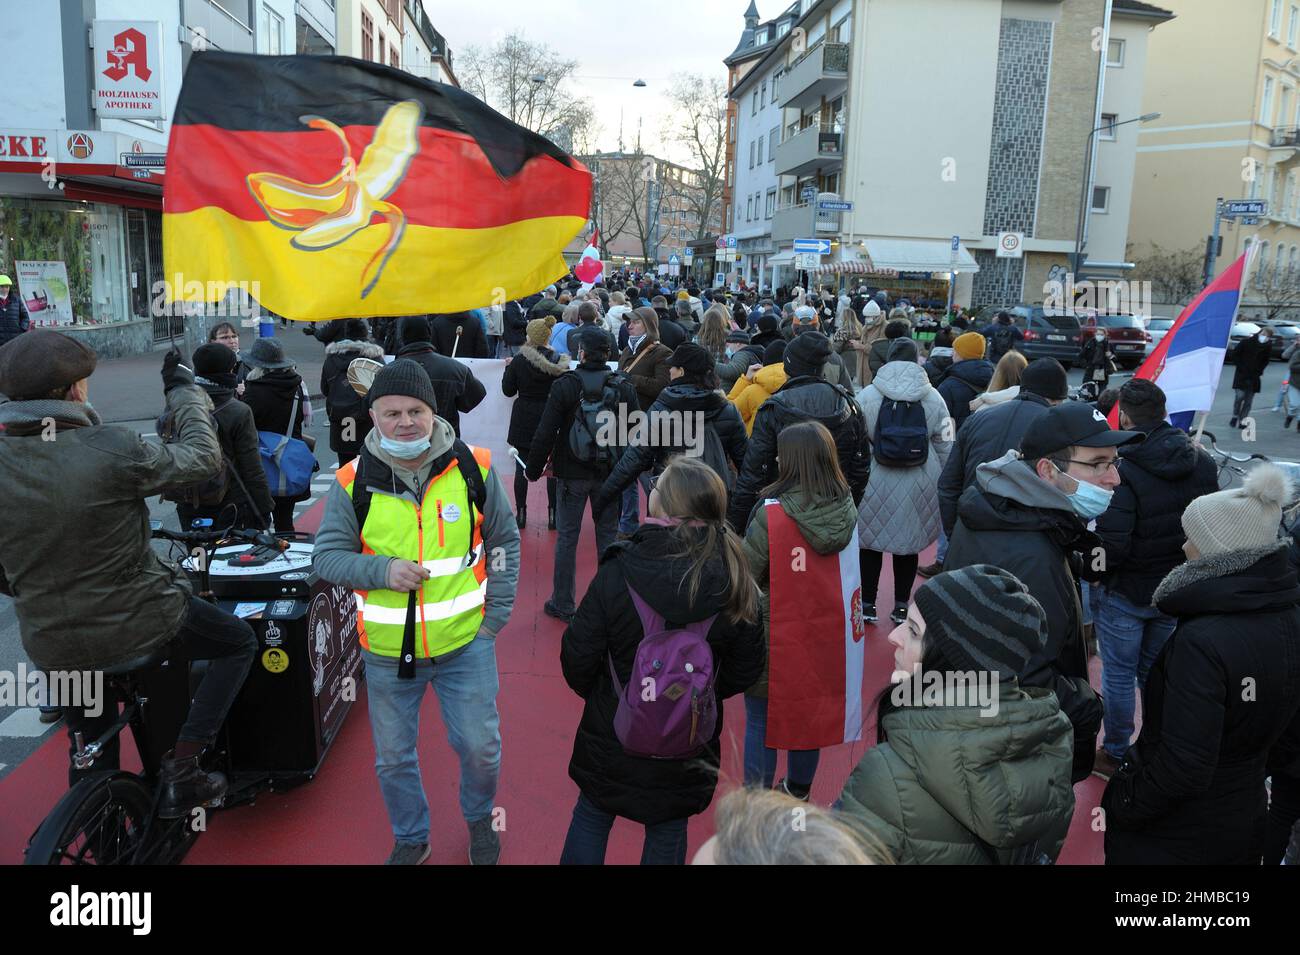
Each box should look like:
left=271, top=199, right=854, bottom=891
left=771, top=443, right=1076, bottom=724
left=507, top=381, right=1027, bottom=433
left=367, top=358, right=438, bottom=413
left=757, top=314, right=780, bottom=335
left=399, top=315, right=432, bottom=344
left=762, top=339, right=787, bottom=366
left=784, top=330, right=831, bottom=376
left=912, top=566, right=1046, bottom=682
left=1020, top=358, right=1069, bottom=401
left=669, top=342, right=713, bottom=377
left=886, top=338, right=919, bottom=364
left=345, top=319, right=370, bottom=342
left=192, top=342, right=238, bottom=378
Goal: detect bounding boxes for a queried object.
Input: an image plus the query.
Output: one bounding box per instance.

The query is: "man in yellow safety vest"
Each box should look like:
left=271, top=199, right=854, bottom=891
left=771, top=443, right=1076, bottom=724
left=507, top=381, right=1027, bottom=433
left=314, top=359, right=520, bottom=865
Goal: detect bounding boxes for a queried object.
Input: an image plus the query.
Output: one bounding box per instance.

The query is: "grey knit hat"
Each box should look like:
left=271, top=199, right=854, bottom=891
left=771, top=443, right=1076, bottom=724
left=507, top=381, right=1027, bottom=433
left=367, top=358, right=437, bottom=413
left=1182, top=464, right=1292, bottom=557
left=912, top=566, right=1047, bottom=682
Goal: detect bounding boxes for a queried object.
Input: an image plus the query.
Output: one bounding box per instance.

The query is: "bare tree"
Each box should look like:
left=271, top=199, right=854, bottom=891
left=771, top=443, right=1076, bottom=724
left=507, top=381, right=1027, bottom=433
left=584, top=155, right=638, bottom=259
left=1128, top=242, right=1205, bottom=306
left=459, top=33, right=595, bottom=148
left=596, top=151, right=657, bottom=264
left=1255, top=270, right=1300, bottom=322
left=661, top=74, right=727, bottom=239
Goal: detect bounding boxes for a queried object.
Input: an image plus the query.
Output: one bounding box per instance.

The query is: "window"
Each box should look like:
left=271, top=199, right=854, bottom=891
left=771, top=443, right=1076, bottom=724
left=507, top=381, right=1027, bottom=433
left=1285, top=172, right=1296, bottom=218
left=390, top=46, right=399, bottom=68
left=1290, top=5, right=1299, bottom=48
left=1091, top=186, right=1111, bottom=213
left=1099, top=113, right=1118, bottom=140
left=261, top=4, right=285, bottom=55
left=749, top=140, right=755, bottom=169
left=756, top=137, right=763, bottom=164
left=361, top=10, right=374, bottom=62
left=760, top=81, right=767, bottom=109
left=1276, top=243, right=1287, bottom=286
left=1249, top=162, right=1262, bottom=199
left=1257, top=241, right=1271, bottom=287
left=756, top=29, right=768, bottom=45
left=1283, top=86, right=1295, bottom=129
left=1106, top=38, right=1125, bottom=67
left=777, top=22, right=790, bottom=37
left=765, top=188, right=776, bottom=219
left=746, top=196, right=753, bottom=221
left=1291, top=246, right=1299, bottom=281
left=752, top=91, right=758, bottom=115
left=1272, top=0, right=1284, bottom=37
left=1263, top=77, right=1277, bottom=125
left=769, top=127, right=779, bottom=160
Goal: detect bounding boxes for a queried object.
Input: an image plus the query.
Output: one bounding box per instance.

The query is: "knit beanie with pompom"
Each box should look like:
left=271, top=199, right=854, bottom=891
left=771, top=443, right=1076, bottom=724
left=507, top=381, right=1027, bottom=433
left=1182, top=463, right=1293, bottom=557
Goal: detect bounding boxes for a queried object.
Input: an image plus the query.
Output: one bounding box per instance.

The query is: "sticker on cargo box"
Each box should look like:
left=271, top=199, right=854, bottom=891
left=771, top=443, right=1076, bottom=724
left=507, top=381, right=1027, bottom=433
left=262, top=648, right=289, bottom=673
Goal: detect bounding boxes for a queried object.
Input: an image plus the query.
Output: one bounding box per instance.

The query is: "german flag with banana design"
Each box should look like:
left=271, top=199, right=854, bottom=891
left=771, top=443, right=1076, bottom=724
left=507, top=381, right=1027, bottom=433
left=163, top=52, right=592, bottom=319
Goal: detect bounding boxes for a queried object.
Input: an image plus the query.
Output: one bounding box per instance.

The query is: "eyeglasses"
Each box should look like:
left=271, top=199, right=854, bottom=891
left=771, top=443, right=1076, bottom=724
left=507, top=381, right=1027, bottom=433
left=1056, top=457, right=1119, bottom=478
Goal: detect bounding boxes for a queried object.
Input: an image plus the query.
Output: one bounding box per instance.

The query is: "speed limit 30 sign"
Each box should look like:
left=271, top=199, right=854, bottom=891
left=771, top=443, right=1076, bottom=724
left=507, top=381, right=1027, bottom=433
left=996, top=232, right=1025, bottom=258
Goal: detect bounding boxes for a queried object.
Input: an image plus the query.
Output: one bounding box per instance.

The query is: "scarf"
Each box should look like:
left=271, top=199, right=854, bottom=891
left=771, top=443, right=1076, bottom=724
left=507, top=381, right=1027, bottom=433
left=628, top=333, right=647, bottom=353
left=0, top=398, right=102, bottom=436
left=197, top=372, right=238, bottom=390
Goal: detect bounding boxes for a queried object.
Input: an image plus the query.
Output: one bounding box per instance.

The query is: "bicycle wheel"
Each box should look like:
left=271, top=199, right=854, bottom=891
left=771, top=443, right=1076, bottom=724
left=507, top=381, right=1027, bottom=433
left=25, top=772, right=154, bottom=865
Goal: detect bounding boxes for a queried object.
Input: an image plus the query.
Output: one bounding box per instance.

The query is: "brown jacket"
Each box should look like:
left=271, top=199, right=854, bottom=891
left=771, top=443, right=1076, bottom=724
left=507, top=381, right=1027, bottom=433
left=618, top=340, right=673, bottom=411
left=0, top=385, right=222, bottom=671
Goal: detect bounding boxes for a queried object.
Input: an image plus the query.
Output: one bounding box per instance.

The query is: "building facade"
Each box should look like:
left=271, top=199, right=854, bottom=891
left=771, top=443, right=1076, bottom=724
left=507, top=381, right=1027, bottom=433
left=722, top=0, right=1164, bottom=308
left=1129, top=0, right=1300, bottom=319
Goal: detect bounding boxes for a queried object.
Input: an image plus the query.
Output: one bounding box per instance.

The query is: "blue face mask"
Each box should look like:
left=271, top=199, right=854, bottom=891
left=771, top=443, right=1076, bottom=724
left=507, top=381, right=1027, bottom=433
left=1055, top=463, right=1114, bottom=519
left=380, top=434, right=431, bottom=459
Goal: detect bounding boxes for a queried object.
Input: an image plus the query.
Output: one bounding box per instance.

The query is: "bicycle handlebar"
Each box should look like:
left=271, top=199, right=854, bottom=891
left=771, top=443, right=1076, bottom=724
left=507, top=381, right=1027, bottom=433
left=151, top=526, right=290, bottom=553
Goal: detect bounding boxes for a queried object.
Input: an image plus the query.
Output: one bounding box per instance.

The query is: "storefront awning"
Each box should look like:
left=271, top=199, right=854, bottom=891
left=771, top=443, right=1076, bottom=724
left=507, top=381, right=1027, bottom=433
left=860, top=237, right=980, bottom=274
left=62, top=179, right=162, bottom=211
left=768, top=249, right=796, bottom=266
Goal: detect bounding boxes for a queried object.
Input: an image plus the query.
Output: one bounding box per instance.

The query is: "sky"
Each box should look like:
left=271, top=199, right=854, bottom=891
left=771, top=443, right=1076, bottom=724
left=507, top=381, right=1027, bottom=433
left=431, top=0, right=755, bottom=164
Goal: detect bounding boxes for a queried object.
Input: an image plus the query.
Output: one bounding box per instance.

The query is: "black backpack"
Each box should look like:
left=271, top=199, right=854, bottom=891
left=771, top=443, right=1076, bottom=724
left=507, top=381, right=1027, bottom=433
left=698, top=421, right=735, bottom=491
left=157, top=399, right=234, bottom=508
left=991, top=324, right=1017, bottom=358
left=872, top=398, right=929, bottom=468
left=567, top=368, right=622, bottom=470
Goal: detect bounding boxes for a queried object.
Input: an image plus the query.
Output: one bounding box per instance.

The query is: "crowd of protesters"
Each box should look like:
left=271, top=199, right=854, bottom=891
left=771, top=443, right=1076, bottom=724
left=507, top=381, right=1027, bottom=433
left=4, top=267, right=1299, bottom=868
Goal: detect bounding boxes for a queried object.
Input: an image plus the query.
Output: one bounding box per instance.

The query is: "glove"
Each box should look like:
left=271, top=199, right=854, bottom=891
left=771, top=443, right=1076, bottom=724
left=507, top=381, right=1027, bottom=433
left=161, top=349, right=195, bottom=394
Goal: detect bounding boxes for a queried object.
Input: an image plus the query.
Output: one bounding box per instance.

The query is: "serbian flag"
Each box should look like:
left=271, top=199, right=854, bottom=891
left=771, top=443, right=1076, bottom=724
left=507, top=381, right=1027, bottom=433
left=1109, top=247, right=1257, bottom=431
left=575, top=230, right=604, bottom=291
left=765, top=500, right=866, bottom=749
left=163, top=52, right=592, bottom=320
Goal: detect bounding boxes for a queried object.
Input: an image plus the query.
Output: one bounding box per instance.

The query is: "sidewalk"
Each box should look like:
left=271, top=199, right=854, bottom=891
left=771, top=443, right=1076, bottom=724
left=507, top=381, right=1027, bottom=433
left=92, top=322, right=328, bottom=424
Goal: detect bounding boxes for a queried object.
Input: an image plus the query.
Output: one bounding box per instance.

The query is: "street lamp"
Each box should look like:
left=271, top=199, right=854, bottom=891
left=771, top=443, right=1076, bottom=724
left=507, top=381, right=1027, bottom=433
left=1073, top=112, right=1161, bottom=276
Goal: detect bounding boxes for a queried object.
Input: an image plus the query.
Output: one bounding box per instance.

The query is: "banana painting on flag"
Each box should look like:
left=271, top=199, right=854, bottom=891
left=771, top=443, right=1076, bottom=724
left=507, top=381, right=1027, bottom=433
left=163, top=52, right=593, bottom=320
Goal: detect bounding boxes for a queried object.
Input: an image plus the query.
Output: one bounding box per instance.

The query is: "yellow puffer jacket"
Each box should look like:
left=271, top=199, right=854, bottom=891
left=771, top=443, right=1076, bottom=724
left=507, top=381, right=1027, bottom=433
left=727, top=363, right=788, bottom=434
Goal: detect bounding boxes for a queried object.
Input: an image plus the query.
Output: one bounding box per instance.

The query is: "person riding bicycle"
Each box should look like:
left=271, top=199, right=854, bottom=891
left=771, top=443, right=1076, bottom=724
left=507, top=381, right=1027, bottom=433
left=0, top=330, right=256, bottom=817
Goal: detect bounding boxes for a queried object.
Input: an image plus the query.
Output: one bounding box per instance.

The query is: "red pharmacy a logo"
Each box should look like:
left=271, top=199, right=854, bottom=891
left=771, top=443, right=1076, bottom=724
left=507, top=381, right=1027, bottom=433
left=850, top=587, right=866, bottom=643
left=104, top=28, right=152, bottom=82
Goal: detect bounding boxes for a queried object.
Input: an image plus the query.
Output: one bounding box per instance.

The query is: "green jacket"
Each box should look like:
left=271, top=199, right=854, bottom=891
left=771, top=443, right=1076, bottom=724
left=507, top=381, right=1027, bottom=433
left=0, top=386, right=222, bottom=671
left=740, top=488, right=858, bottom=698
left=838, top=684, right=1075, bottom=864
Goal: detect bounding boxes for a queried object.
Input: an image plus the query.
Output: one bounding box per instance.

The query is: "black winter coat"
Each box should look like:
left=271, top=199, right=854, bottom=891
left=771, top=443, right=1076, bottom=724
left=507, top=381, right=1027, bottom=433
left=937, top=392, right=1053, bottom=536
left=566, top=323, right=617, bottom=359
left=394, top=341, right=487, bottom=437
left=936, top=359, right=994, bottom=432
left=1094, top=422, right=1218, bottom=606
left=945, top=464, right=1104, bottom=783
left=598, top=384, right=748, bottom=499
left=984, top=322, right=1024, bottom=363
left=502, top=300, right=530, bottom=347
left=727, top=375, right=871, bottom=532
left=923, top=353, right=953, bottom=387
left=319, top=339, right=383, bottom=459
left=1232, top=335, right=1272, bottom=393
left=241, top=370, right=313, bottom=502
left=431, top=313, right=491, bottom=359
left=561, top=525, right=765, bottom=824
left=502, top=345, right=566, bottom=451
left=194, top=381, right=275, bottom=521
left=1103, top=544, right=1300, bottom=864
left=525, top=360, right=640, bottom=481
left=657, top=317, right=688, bottom=350
left=0, top=289, right=30, bottom=346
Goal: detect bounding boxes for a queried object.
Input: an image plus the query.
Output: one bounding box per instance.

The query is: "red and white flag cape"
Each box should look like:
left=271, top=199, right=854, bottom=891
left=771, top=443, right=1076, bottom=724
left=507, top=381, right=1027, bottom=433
left=574, top=230, right=603, bottom=290
left=765, top=500, right=866, bottom=749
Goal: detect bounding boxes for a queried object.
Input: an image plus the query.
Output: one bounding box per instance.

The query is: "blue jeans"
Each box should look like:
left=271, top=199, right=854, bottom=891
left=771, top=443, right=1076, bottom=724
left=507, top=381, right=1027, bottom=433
left=362, top=638, right=501, bottom=844
left=553, top=477, right=618, bottom=614
left=1094, top=586, right=1175, bottom=760
left=559, top=792, right=688, bottom=865
left=619, top=471, right=652, bottom=534
left=743, top=695, right=821, bottom=790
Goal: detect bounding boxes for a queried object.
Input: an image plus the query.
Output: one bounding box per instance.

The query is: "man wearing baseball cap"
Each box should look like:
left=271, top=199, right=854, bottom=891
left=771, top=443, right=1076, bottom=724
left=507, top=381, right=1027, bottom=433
left=313, top=358, right=520, bottom=865
left=0, top=274, right=31, bottom=348
left=0, top=331, right=256, bottom=816
left=945, top=400, right=1143, bottom=782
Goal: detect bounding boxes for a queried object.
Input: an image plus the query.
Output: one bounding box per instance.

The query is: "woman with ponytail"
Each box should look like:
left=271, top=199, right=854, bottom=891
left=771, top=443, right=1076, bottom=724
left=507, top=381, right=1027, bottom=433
left=559, top=456, right=764, bottom=864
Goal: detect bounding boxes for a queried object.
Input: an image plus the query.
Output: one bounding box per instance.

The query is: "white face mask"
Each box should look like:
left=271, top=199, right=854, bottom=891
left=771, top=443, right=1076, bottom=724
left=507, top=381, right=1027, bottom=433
left=1094, top=332, right=1105, bottom=341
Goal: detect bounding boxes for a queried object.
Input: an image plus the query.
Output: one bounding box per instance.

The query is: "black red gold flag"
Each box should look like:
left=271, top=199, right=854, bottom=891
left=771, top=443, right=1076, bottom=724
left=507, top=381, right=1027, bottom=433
left=163, top=51, right=592, bottom=319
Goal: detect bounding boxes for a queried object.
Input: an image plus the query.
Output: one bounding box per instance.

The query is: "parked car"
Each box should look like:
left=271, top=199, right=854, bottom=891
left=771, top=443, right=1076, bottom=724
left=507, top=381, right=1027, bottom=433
left=972, top=304, right=1082, bottom=368
left=1143, top=317, right=1175, bottom=356
left=1076, top=313, right=1149, bottom=370
left=1225, top=322, right=1262, bottom=362
left=1256, top=320, right=1300, bottom=360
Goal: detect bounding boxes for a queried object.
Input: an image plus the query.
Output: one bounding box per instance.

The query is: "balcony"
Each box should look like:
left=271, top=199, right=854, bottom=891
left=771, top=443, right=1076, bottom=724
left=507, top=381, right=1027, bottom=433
left=776, top=41, right=849, bottom=111
left=1273, top=126, right=1300, bottom=148
left=771, top=203, right=842, bottom=245
left=774, top=123, right=843, bottom=177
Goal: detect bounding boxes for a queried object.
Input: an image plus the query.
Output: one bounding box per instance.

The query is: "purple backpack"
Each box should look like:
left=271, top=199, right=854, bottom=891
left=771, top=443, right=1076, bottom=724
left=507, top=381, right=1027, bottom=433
left=609, top=584, right=719, bottom=759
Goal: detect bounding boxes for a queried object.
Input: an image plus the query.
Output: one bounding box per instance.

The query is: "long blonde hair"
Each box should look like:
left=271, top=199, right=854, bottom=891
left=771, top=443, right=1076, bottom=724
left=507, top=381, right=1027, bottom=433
left=697, top=307, right=729, bottom=360
left=988, top=349, right=1028, bottom=392
left=653, top=456, right=759, bottom=625
left=710, top=788, right=890, bottom=865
